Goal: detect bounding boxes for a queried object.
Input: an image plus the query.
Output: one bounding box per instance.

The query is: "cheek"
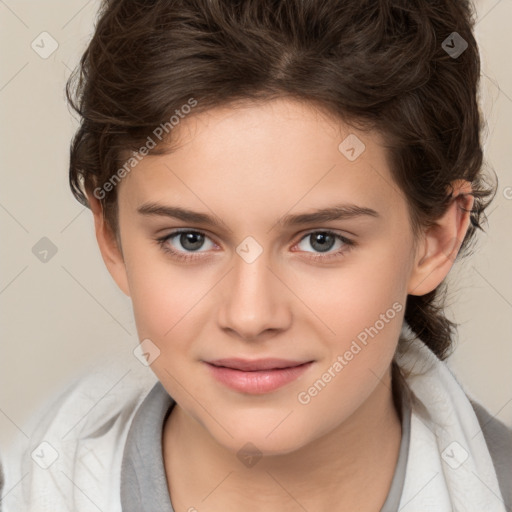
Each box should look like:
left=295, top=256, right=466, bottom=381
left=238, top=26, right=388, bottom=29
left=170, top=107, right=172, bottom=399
left=292, top=248, right=408, bottom=345
left=123, top=238, right=207, bottom=342
left=292, top=246, right=408, bottom=400
left=130, top=269, right=206, bottom=341
left=293, top=272, right=405, bottom=441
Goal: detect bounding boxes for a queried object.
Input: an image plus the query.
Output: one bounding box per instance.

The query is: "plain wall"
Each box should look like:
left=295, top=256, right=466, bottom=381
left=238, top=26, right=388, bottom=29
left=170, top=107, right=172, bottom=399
left=1, top=0, right=511, bottom=457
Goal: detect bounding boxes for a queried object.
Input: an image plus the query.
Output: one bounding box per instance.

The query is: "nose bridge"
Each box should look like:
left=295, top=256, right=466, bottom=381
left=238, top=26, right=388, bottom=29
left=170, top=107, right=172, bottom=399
left=218, top=239, right=289, bottom=339
left=232, top=242, right=272, bottom=296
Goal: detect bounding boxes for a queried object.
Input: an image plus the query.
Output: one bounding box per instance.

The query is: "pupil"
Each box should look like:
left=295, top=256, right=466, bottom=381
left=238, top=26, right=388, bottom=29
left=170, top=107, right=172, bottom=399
left=312, top=233, right=334, bottom=253
left=181, top=232, right=204, bottom=251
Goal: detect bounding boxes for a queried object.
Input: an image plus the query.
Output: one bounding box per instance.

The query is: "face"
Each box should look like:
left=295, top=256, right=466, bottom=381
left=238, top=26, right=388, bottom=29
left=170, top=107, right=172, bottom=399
left=106, top=98, right=421, bottom=455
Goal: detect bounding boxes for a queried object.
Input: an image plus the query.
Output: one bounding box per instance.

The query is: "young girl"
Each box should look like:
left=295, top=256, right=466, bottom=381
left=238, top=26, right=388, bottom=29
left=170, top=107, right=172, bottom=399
left=2, top=0, right=511, bottom=510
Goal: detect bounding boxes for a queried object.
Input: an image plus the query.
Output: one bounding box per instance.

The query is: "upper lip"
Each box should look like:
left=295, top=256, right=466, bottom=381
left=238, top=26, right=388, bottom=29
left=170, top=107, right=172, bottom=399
left=206, top=358, right=312, bottom=371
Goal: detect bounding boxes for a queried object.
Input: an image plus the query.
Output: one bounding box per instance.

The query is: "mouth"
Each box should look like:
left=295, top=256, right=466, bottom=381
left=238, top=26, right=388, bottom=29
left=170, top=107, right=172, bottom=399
left=207, top=358, right=311, bottom=371
left=204, top=358, right=314, bottom=394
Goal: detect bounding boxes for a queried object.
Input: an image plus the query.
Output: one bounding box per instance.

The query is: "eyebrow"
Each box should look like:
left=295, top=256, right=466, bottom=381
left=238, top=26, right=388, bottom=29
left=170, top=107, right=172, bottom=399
left=137, top=202, right=380, bottom=232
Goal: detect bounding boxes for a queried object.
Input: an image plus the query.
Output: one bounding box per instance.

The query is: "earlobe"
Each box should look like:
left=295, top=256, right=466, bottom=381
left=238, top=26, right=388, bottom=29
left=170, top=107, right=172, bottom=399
left=88, top=193, right=131, bottom=297
left=407, top=180, right=475, bottom=296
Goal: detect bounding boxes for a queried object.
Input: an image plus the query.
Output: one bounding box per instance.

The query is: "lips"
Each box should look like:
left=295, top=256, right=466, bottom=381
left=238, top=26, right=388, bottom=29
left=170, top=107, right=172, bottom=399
left=207, top=358, right=309, bottom=371
left=204, top=358, right=314, bottom=394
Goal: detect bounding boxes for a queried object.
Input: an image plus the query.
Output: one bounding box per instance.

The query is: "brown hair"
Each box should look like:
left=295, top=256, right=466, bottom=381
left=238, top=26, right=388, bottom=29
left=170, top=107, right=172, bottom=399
left=66, top=0, right=497, bottom=360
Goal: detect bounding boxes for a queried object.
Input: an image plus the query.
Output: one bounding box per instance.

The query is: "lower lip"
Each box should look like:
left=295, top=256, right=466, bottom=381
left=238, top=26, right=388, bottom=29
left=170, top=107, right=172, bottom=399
left=205, top=362, right=314, bottom=394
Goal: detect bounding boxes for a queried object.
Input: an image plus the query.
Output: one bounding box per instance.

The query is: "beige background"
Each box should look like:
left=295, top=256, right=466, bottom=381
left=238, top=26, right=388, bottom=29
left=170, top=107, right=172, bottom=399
left=1, top=0, right=511, bottom=456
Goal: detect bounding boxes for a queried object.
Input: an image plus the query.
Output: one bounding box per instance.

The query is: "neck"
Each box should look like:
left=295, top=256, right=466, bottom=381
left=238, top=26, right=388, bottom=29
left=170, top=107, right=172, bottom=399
left=162, top=364, right=402, bottom=512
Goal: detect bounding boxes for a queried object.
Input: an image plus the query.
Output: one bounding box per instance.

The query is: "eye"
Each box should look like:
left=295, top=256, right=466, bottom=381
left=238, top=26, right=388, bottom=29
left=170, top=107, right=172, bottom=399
left=156, top=229, right=216, bottom=262
left=294, top=230, right=355, bottom=261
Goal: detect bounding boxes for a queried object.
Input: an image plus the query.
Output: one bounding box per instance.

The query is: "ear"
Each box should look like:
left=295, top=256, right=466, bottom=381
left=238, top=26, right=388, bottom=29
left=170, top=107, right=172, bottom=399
left=88, top=193, right=131, bottom=297
left=407, top=179, right=475, bottom=296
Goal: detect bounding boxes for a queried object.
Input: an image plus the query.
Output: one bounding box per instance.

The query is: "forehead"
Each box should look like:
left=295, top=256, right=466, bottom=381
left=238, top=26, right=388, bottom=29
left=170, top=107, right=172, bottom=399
left=118, top=98, right=405, bottom=224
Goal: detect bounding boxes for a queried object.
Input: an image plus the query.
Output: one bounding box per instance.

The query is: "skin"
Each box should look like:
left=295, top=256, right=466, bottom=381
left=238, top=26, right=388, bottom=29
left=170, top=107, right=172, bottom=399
left=89, top=97, right=474, bottom=511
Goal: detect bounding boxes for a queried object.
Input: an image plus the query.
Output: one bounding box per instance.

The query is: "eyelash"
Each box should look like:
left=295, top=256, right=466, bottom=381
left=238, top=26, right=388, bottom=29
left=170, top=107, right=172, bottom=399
left=155, top=229, right=356, bottom=263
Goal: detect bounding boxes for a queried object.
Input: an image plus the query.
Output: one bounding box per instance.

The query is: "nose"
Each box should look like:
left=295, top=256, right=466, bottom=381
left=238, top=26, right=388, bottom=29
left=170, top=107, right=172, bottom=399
left=217, top=247, right=292, bottom=342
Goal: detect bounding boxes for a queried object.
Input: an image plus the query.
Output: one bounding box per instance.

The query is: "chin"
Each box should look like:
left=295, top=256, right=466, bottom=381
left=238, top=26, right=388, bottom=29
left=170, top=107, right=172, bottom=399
left=211, top=420, right=314, bottom=459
